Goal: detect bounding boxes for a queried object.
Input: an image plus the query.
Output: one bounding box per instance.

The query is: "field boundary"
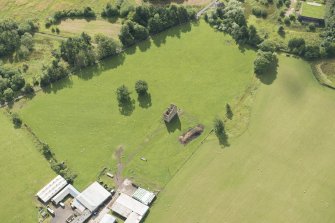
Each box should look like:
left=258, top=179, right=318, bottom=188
left=310, top=61, right=335, bottom=90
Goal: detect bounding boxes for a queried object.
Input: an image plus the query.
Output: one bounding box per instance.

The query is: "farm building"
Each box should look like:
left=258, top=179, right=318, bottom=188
left=112, top=193, right=149, bottom=223
left=51, top=184, right=80, bottom=205
left=100, top=214, right=116, bottom=223
left=163, top=104, right=178, bottom=122
left=72, top=182, right=111, bottom=213
left=132, top=188, right=155, bottom=206
left=299, top=2, right=325, bottom=25
left=36, top=175, right=67, bottom=203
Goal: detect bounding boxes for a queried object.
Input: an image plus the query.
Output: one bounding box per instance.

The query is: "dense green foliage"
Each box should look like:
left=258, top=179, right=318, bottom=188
left=60, top=32, right=96, bottom=68
left=252, top=7, right=268, bottom=18
left=11, top=113, right=22, bottom=128
left=46, top=7, right=96, bottom=27
left=254, top=50, right=277, bottom=75
left=40, top=58, right=70, bottom=88
left=135, top=80, right=148, bottom=95
left=205, top=0, right=262, bottom=46
left=116, top=85, right=131, bottom=104
left=95, top=34, right=120, bottom=59
left=119, top=21, right=149, bottom=47
left=0, top=66, right=25, bottom=103
left=0, top=19, right=37, bottom=57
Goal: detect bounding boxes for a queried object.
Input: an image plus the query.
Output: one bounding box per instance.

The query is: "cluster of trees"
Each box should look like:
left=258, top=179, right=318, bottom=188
left=0, top=66, right=25, bottom=103
left=254, top=50, right=278, bottom=75
left=95, top=34, right=121, bottom=59
left=102, top=0, right=135, bottom=18
left=118, top=4, right=196, bottom=47
left=60, top=33, right=96, bottom=68
left=40, top=57, right=70, bottom=88
left=46, top=7, right=96, bottom=27
left=287, top=38, right=321, bottom=60
left=116, top=80, right=148, bottom=104
left=205, top=0, right=262, bottom=46
left=0, top=19, right=37, bottom=58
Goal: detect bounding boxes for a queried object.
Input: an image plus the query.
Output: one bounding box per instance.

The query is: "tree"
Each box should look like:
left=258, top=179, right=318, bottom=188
left=254, top=50, right=277, bottom=75
left=119, top=21, right=149, bottom=47
left=20, top=32, right=34, bottom=51
left=116, top=85, right=131, bottom=104
left=23, top=83, right=34, bottom=95
left=288, top=37, right=305, bottom=55
left=3, top=88, right=14, bottom=102
left=10, top=73, right=25, bottom=91
left=226, top=103, right=233, bottom=119
left=135, top=80, right=148, bottom=95
left=11, top=113, right=22, bottom=128
left=304, top=45, right=320, bottom=60
left=213, top=118, right=225, bottom=135
left=278, top=25, right=285, bottom=35
left=95, top=34, right=120, bottom=59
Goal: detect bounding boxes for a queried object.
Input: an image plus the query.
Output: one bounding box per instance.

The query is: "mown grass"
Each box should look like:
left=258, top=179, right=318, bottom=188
left=0, top=111, right=54, bottom=223
left=17, top=21, right=256, bottom=190
left=301, top=2, right=325, bottom=19
left=146, top=55, right=335, bottom=223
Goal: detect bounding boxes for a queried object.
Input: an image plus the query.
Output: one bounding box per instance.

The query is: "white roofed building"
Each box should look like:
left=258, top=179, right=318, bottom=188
left=100, top=214, right=116, bottom=223
left=52, top=184, right=80, bottom=205
left=36, top=175, right=67, bottom=203
left=112, top=193, right=149, bottom=223
left=72, top=182, right=111, bottom=213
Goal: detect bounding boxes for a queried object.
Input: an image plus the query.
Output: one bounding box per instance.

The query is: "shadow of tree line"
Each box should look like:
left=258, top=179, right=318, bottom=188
left=41, top=22, right=195, bottom=95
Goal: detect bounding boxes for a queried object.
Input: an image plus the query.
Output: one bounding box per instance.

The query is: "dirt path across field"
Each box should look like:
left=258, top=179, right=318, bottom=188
left=114, top=146, right=124, bottom=188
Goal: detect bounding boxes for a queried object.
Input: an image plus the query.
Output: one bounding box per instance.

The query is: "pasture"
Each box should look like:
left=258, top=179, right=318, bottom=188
left=146, top=55, right=335, bottom=223
left=0, top=111, right=54, bottom=223
left=17, top=21, right=256, bottom=190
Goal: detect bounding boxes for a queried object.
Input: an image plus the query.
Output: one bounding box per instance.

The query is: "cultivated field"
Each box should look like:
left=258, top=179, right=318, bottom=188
left=0, top=111, right=54, bottom=223
left=17, top=21, right=256, bottom=190
left=146, top=55, right=335, bottom=223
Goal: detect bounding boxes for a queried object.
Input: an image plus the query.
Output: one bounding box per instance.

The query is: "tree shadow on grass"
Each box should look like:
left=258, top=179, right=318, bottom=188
left=119, top=99, right=135, bottom=116
left=165, top=115, right=181, bottom=133
left=138, top=92, right=152, bottom=108
left=152, top=22, right=193, bottom=47
left=76, top=53, right=126, bottom=80
left=256, top=59, right=279, bottom=85
left=138, top=39, right=151, bottom=52
left=42, top=76, right=74, bottom=94
left=216, top=131, right=230, bottom=147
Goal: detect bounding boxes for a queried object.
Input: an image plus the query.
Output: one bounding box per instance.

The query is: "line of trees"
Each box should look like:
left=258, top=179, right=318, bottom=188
left=45, top=7, right=96, bottom=27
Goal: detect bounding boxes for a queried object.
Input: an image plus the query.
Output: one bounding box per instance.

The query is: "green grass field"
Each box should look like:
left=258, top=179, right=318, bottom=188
left=146, top=55, right=335, bottom=222
left=17, top=21, right=256, bottom=190
left=0, top=0, right=111, bottom=20
left=0, top=111, right=54, bottom=223
left=301, top=2, right=325, bottom=19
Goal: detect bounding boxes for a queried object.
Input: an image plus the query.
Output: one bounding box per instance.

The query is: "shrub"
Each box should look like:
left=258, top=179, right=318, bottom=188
left=308, top=23, right=316, bottom=32
left=252, top=7, right=268, bottom=18
left=11, top=113, right=22, bottom=128
left=254, top=50, right=278, bottom=74
left=284, top=17, right=291, bottom=25
left=3, top=88, right=14, bottom=102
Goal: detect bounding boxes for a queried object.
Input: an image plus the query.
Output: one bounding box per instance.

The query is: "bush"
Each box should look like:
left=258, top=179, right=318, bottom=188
left=11, top=113, right=22, bottom=128
left=308, top=23, right=316, bottom=32
left=23, top=83, right=34, bottom=95
left=3, top=88, right=14, bottom=102
left=135, top=80, right=148, bottom=95
left=304, top=45, right=320, bottom=60
left=284, top=17, right=291, bottom=25
left=288, top=37, right=305, bottom=55
left=278, top=25, right=285, bottom=35
left=252, top=7, right=268, bottom=18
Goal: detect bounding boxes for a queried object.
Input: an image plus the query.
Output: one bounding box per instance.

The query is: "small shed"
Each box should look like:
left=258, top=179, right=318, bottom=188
left=163, top=104, right=178, bottom=122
